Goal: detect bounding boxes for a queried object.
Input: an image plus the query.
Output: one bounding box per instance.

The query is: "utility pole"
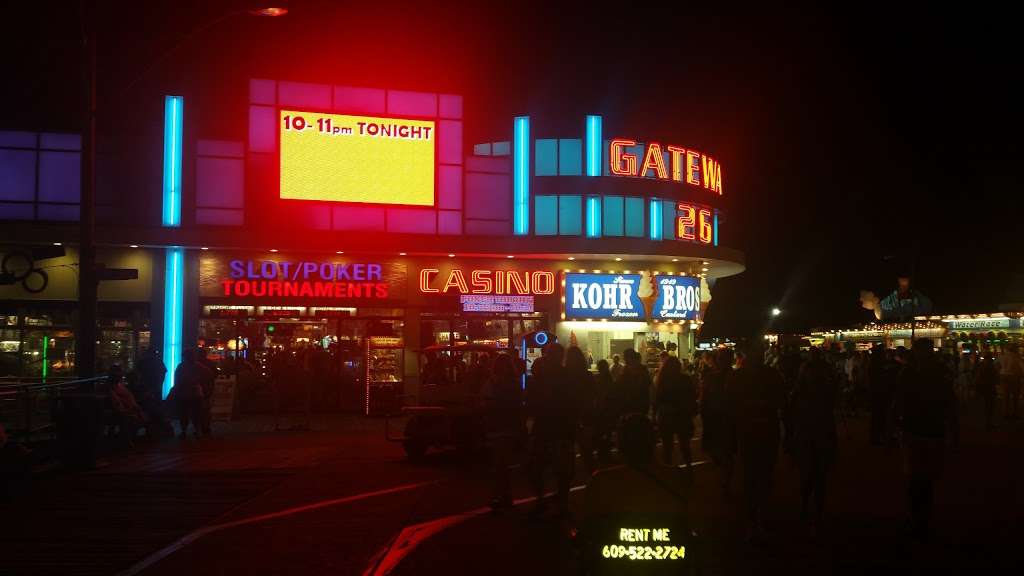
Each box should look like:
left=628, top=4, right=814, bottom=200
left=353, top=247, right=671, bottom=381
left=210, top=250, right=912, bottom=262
left=77, top=1, right=98, bottom=378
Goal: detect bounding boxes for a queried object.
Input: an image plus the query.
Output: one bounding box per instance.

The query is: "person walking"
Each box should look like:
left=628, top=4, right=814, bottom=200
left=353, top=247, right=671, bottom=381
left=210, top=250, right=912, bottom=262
left=609, top=354, right=625, bottom=382
left=701, top=348, right=737, bottom=492
left=975, top=355, right=998, bottom=430
left=730, top=342, right=785, bottom=542
left=654, top=356, right=697, bottom=468
left=136, top=347, right=170, bottom=437
left=526, top=342, right=569, bottom=517
left=998, top=343, right=1023, bottom=420
left=789, top=347, right=837, bottom=536
left=482, top=353, right=523, bottom=510
left=618, top=349, right=652, bottom=418
left=593, top=359, right=616, bottom=464
left=196, top=348, right=217, bottom=436
left=566, top=346, right=596, bottom=479
left=895, top=339, right=957, bottom=541
left=172, top=349, right=206, bottom=439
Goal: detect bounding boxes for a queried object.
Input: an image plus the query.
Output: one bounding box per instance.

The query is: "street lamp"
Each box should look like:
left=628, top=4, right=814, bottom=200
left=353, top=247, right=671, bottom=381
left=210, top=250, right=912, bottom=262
left=771, top=307, right=782, bottom=317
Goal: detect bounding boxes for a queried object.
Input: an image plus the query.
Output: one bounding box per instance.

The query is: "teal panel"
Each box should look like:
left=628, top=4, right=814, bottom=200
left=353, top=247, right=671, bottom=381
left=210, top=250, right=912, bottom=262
left=625, top=196, right=645, bottom=237
left=535, top=195, right=558, bottom=235
left=558, top=139, right=582, bottom=175
left=558, top=195, right=582, bottom=236
left=535, top=139, right=557, bottom=176
left=662, top=200, right=676, bottom=240
left=603, top=195, right=624, bottom=236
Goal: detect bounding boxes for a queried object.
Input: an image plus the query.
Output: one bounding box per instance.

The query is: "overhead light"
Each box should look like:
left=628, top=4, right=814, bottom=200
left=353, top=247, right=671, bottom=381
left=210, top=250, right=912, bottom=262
left=399, top=252, right=407, bottom=256
left=129, top=245, right=139, bottom=248
left=614, top=257, right=622, bottom=261
left=250, top=6, right=288, bottom=17
left=269, top=249, right=278, bottom=253
left=448, top=253, right=455, bottom=257
left=53, top=242, right=62, bottom=246
left=701, top=267, right=709, bottom=271
left=671, top=258, right=678, bottom=262
left=336, top=251, right=344, bottom=254
left=568, top=257, right=575, bottom=261
left=506, top=255, right=514, bottom=259
left=200, top=247, right=209, bottom=251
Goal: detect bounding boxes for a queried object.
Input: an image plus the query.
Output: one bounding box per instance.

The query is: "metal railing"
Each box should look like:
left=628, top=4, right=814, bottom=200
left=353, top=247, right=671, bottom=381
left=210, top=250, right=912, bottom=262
left=0, top=376, right=108, bottom=442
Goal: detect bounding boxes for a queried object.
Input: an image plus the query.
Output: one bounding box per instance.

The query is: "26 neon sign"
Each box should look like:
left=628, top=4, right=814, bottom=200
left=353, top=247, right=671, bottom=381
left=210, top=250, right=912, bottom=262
left=677, top=203, right=713, bottom=244
left=609, top=139, right=723, bottom=195
left=419, top=269, right=555, bottom=295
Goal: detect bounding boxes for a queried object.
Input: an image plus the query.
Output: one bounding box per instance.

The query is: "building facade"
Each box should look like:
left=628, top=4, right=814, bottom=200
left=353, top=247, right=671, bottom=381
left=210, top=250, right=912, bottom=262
left=1, top=79, right=745, bottom=410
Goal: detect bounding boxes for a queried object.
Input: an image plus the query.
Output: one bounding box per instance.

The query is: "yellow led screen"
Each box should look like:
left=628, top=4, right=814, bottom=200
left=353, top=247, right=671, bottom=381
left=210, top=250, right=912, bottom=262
left=279, top=110, right=435, bottom=206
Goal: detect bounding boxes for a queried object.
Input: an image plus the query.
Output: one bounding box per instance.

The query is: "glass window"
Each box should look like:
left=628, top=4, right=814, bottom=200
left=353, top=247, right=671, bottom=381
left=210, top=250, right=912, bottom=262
left=0, top=328, right=20, bottom=377
left=558, top=195, right=582, bottom=236
left=558, top=139, right=582, bottom=176
left=624, top=197, right=645, bottom=237
left=603, top=196, right=624, bottom=236
left=535, top=195, right=558, bottom=235
left=535, top=139, right=557, bottom=176
left=22, top=330, right=75, bottom=378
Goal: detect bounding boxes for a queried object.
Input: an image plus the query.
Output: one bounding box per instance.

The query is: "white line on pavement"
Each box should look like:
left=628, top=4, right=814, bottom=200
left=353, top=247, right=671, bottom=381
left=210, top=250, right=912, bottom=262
left=117, top=480, right=436, bottom=576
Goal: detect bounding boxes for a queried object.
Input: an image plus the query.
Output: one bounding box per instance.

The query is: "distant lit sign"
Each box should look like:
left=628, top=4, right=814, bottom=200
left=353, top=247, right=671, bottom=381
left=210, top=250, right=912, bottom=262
left=946, top=318, right=1013, bottom=330
left=203, top=305, right=255, bottom=318
left=460, top=295, right=535, bottom=313
left=563, top=272, right=653, bottom=319
left=223, top=259, right=390, bottom=299
left=257, top=306, right=306, bottom=317
left=601, top=527, right=685, bottom=562
left=279, top=109, right=435, bottom=206
left=419, top=268, right=555, bottom=295
left=653, top=275, right=701, bottom=320
left=609, top=138, right=722, bottom=195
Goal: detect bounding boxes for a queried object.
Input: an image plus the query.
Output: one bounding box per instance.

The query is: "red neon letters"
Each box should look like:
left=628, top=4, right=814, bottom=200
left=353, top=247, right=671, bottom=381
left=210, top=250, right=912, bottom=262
left=677, top=203, right=713, bottom=245
left=420, top=269, right=555, bottom=295
left=610, top=139, right=723, bottom=194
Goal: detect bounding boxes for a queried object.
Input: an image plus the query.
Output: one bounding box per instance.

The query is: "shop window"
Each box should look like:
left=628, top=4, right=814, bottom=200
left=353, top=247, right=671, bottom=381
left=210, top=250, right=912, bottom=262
left=535, top=139, right=557, bottom=176
left=624, top=197, right=645, bottom=237
left=558, top=139, right=582, bottom=176
left=558, top=195, right=582, bottom=236
left=0, top=329, right=19, bottom=377
left=603, top=196, right=624, bottom=236
left=22, top=330, right=75, bottom=378
left=535, top=195, right=558, bottom=235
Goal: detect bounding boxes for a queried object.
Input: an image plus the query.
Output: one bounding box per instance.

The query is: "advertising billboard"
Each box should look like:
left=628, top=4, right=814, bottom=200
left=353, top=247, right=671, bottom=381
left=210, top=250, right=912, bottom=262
left=563, top=272, right=700, bottom=320
left=279, top=109, right=435, bottom=206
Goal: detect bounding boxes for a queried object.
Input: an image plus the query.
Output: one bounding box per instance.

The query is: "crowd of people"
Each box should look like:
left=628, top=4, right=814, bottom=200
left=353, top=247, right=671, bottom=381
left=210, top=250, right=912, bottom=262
left=460, top=336, right=1009, bottom=552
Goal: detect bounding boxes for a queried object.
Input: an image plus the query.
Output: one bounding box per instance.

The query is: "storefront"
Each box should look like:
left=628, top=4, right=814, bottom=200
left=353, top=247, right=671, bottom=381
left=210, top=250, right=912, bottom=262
left=0, top=246, right=156, bottom=378
left=814, top=313, right=1024, bottom=352
left=0, top=77, right=746, bottom=411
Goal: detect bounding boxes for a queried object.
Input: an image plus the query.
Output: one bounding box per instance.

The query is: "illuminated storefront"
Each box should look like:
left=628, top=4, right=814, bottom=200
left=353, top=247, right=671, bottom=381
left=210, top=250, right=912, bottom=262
left=0, top=77, right=745, bottom=409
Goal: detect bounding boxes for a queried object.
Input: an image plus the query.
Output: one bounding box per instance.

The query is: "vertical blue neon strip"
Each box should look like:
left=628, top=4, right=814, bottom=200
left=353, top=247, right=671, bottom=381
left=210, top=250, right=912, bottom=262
left=162, top=247, right=183, bottom=398
left=161, top=95, right=184, bottom=398
left=649, top=198, right=662, bottom=240
left=714, top=211, right=719, bottom=246
left=586, top=196, right=602, bottom=238
left=162, top=96, right=183, bottom=227
left=513, top=116, right=530, bottom=235
left=585, top=115, right=602, bottom=177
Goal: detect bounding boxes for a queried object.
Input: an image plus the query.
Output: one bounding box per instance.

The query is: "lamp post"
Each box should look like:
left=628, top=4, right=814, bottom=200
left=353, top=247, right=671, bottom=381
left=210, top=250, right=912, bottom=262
left=75, top=2, right=287, bottom=378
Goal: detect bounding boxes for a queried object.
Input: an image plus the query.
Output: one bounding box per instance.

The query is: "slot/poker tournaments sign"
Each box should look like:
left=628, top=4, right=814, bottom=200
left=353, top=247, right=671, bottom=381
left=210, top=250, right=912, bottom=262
left=279, top=110, right=436, bottom=206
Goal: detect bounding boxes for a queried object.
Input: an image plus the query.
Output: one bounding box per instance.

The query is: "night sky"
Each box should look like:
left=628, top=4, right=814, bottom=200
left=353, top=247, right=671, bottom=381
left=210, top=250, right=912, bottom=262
left=3, top=1, right=1021, bottom=337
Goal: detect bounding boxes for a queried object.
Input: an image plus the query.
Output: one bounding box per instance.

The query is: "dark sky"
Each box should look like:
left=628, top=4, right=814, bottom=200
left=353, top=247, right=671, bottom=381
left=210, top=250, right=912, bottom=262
left=3, top=1, right=1021, bottom=336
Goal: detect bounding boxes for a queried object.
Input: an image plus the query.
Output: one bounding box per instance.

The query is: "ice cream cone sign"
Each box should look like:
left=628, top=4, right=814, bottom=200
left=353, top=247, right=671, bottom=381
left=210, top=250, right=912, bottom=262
left=638, top=271, right=658, bottom=319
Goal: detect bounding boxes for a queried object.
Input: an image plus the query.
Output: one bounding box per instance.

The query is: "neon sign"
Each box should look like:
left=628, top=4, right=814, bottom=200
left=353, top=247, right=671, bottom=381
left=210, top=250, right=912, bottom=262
left=601, top=528, right=685, bottom=561
left=676, top=203, right=713, bottom=244
left=419, top=269, right=555, bottom=295
left=222, top=259, right=390, bottom=299
left=609, top=139, right=723, bottom=195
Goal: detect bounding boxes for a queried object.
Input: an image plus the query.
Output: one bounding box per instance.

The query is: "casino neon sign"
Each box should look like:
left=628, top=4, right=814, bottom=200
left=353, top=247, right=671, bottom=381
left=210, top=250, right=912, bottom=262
left=420, top=268, right=555, bottom=295
left=609, top=139, right=723, bottom=195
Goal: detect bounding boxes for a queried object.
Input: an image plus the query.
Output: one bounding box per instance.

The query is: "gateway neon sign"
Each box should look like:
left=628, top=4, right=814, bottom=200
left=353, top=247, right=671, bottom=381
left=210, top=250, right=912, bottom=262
left=609, top=139, right=723, bottom=195
left=420, top=269, right=555, bottom=295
